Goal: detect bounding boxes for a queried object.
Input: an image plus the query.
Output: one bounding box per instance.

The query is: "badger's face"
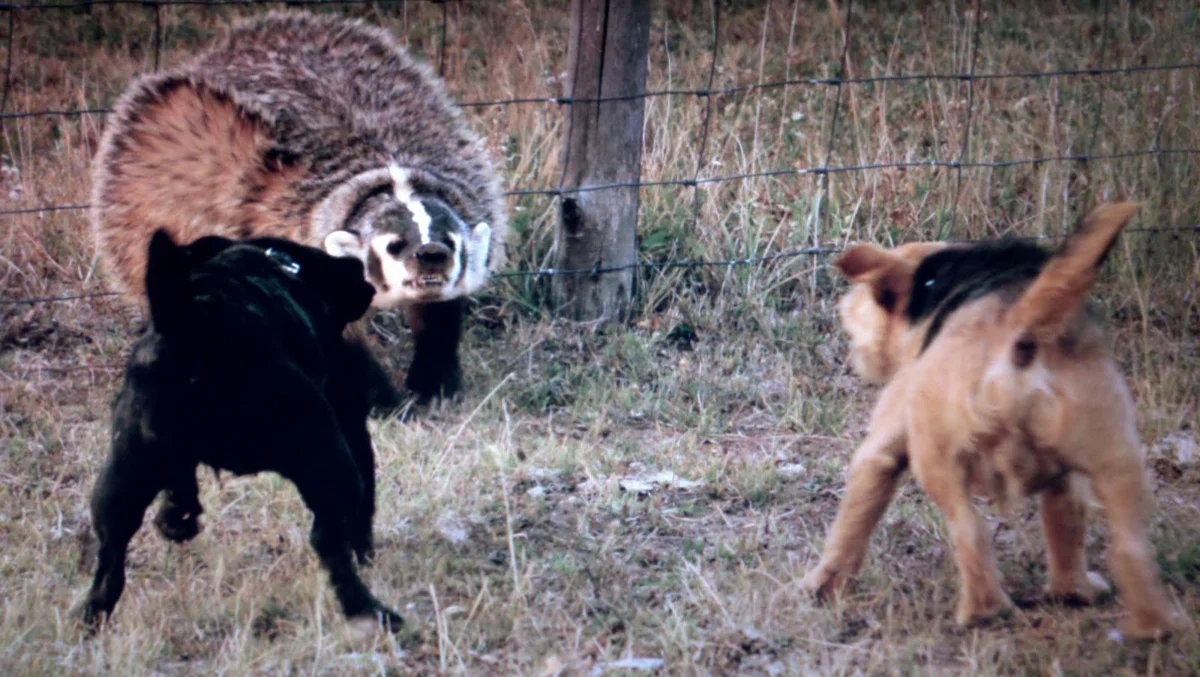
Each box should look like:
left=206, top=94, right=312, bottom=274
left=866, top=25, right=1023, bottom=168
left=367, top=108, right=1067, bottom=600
left=316, top=166, right=491, bottom=308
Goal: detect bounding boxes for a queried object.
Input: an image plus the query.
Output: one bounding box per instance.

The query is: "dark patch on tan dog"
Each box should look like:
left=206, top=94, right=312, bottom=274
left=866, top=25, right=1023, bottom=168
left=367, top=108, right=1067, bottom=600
left=906, top=239, right=1051, bottom=351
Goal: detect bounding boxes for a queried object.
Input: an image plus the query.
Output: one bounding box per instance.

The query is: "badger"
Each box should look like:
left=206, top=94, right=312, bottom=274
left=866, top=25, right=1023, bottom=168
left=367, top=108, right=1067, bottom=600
left=90, top=10, right=507, bottom=401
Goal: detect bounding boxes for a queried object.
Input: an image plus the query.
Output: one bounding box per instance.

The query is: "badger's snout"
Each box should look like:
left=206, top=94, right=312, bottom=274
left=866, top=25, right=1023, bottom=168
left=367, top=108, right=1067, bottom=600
left=405, top=240, right=455, bottom=290
left=414, top=241, right=452, bottom=268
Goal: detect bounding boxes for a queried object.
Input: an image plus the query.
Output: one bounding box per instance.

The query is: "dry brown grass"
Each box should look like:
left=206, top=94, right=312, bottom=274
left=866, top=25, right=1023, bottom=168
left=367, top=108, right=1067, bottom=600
left=2, top=1, right=1198, bottom=674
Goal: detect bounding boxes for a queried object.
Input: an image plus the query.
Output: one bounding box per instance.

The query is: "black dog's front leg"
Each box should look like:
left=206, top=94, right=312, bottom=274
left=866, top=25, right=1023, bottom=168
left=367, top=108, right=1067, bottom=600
left=332, top=340, right=391, bottom=564
left=285, top=456, right=402, bottom=631
left=403, top=299, right=464, bottom=402
left=274, top=373, right=402, bottom=631
left=153, top=467, right=204, bottom=543
left=78, top=452, right=165, bottom=631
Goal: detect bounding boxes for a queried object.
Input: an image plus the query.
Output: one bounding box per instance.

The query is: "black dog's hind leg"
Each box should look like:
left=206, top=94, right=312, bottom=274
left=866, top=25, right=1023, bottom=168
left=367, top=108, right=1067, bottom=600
left=403, top=298, right=464, bottom=402
left=78, top=452, right=165, bottom=631
left=153, top=467, right=203, bottom=543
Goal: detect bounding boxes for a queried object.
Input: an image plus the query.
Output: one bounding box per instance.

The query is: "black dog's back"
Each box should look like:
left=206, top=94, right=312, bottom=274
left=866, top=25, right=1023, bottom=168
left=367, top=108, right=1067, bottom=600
left=78, top=231, right=403, bottom=634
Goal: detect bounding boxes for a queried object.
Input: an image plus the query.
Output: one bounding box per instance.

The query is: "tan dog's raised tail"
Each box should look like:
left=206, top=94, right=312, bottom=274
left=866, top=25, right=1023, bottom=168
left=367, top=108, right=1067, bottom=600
left=803, top=202, right=1177, bottom=640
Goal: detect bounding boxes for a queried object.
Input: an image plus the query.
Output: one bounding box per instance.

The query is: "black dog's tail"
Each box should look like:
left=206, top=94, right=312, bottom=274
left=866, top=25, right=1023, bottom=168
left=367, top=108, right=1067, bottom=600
left=145, top=229, right=191, bottom=336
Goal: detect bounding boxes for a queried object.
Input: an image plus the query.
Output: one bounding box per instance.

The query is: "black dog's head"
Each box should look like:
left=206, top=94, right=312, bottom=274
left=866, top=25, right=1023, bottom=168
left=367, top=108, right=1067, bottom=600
left=145, top=230, right=376, bottom=339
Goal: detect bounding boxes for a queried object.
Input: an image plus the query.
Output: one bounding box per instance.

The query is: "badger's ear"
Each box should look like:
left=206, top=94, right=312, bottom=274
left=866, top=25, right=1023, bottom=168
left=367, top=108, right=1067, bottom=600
left=323, top=230, right=366, bottom=259
left=458, top=221, right=492, bottom=294
left=835, top=243, right=915, bottom=314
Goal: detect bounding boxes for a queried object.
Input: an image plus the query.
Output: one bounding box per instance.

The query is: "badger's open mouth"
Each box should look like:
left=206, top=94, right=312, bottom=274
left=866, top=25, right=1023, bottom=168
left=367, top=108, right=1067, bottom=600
left=406, top=274, right=449, bottom=289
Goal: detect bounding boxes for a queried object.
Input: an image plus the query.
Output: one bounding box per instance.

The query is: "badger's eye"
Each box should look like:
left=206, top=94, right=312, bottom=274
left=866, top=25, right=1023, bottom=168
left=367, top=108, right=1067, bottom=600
left=386, top=238, right=408, bottom=257
left=442, top=234, right=457, bottom=250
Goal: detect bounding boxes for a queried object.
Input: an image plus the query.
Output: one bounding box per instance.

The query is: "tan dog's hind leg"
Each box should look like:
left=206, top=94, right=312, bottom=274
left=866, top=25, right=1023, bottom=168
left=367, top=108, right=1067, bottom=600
left=1090, top=460, right=1176, bottom=640
left=1042, top=475, right=1109, bottom=604
left=802, top=385, right=907, bottom=600
left=910, top=433, right=1013, bottom=627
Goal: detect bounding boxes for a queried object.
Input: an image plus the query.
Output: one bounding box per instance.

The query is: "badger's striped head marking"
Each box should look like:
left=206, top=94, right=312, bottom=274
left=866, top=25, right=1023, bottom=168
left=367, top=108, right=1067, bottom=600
left=312, top=165, right=492, bottom=308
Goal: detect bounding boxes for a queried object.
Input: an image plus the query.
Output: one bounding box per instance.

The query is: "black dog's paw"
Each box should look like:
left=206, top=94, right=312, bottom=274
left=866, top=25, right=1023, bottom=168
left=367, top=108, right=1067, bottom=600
left=376, top=605, right=405, bottom=633
left=344, top=605, right=407, bottom=647
left=72, top=599, right=106, bottom=636
left=153, top=504, right=203, bottom=543
left=404, top=358, right=461, bottom=403
left=366, top=383, right=404, bottom=419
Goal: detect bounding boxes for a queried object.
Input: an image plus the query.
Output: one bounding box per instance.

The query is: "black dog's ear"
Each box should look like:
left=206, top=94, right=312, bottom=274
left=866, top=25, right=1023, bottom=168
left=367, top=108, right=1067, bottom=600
left=322, top=255, right=376, bottom=325
left=184, top=235, right=238, bottom=264
left=145, top=229, right=191, bottom=335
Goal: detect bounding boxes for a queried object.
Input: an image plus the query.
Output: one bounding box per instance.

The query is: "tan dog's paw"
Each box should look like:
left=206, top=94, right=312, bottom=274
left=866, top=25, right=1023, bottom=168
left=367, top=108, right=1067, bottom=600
left=1047, top=570, right=1110, bottom=606
left=955, top=590, right=1014, bottom=628
left=1117, top=607, right=1177, bottom=642
left=801, top=563, right=850, bottom=601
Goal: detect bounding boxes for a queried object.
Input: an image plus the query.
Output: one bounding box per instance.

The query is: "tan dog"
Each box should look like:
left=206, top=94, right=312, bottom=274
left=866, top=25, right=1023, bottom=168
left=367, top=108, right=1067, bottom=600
left=802, top=202, right=1177, bottom=640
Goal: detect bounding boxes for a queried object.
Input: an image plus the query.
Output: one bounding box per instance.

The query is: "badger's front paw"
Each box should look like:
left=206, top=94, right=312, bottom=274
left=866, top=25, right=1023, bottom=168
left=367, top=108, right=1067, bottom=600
left=404, top=356, right=461, bottom=403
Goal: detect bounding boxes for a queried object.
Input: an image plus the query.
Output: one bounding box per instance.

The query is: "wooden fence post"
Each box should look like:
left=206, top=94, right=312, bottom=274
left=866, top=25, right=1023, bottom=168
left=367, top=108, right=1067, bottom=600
left=552, top=0, right=651, bottom=321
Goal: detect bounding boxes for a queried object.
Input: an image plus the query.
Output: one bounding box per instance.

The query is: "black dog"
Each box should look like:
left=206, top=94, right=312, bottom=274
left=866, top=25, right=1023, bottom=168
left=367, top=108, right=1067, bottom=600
left=77, top=230, right=403, bottom=633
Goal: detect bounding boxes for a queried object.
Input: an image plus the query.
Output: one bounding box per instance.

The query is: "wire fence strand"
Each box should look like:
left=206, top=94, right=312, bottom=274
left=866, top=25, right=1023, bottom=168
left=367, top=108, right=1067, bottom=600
left=5, top=62, right=1200, bottom=120
left=4, top=148, right=1200, bottom=219
left=7, top=219, right=1195, bottom=305
left=2, top=1, right=1197, bottom=309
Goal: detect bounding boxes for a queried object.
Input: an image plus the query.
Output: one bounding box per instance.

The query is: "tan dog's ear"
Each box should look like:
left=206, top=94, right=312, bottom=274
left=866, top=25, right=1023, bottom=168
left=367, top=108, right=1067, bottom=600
left=835, top=243, right=892, bottom=281
left=835, top=244, right=915, bottom=314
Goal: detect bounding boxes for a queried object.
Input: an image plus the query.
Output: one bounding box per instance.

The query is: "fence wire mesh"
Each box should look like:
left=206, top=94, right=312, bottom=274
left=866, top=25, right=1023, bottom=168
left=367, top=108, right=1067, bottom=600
left=1, top=0, right=1197, bottom=309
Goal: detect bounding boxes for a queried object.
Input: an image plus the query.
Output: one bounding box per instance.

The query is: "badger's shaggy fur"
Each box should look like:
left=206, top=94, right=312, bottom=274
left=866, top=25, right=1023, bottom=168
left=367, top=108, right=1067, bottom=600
left=91, top=10, right=507, bottom=400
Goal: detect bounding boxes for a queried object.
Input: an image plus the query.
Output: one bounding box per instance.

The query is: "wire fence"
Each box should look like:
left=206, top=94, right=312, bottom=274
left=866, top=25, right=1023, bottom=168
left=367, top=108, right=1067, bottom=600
left=1, top=0, right=1198, bottom=310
